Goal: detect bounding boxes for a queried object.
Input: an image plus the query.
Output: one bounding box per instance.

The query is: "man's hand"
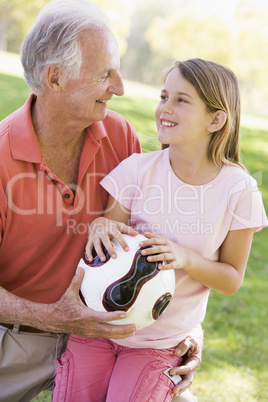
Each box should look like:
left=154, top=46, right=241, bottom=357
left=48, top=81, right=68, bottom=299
left=170, top=326, right=203, bottom=396
left=41, top=267, right=137, bottom=339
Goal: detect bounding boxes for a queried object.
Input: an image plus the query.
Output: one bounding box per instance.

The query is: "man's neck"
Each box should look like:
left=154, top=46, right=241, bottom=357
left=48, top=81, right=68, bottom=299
left=31, top=96, right=86, bottom=149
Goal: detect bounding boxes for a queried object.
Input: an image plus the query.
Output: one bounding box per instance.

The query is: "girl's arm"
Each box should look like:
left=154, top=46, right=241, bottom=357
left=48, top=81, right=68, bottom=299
left=87, top=196, right=254, bottom=296
left=86, top=195, right=134, bottom=262
left=140, top=228, right=254, bottom=296
left=188, top=228, right=254, bottom=294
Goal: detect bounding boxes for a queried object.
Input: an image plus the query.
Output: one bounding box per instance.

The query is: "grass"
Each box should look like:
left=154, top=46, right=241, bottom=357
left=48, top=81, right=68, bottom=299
left=1, top=64, right=268, bottom=402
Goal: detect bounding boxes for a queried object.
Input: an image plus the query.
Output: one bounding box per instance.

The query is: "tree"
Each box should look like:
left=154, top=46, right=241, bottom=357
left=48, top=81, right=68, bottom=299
left=233, top=1, right=268, bottom=114
left=0, top=0, right=131, bottom=55
left=0, top=0, right=15, bottom=51
left=146, top=13, right=233, bottom=68
left=0, top=0, right=49, bottom=52
left=120, top=0, right=186, bottom=83
left=93, top=0, right=132, bottom=57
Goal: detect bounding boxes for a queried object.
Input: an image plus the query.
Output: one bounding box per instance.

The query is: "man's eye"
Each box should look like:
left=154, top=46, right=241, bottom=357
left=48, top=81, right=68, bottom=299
left=98, top=72, right=110, bottom=82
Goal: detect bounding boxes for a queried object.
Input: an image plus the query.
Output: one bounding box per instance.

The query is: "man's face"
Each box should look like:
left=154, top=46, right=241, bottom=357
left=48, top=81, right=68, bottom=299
left=60, top=28, right=124, bottom=129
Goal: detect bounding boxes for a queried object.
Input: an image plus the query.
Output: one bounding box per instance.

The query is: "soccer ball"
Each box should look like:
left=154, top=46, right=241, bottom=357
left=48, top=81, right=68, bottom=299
left=79, top=233, right=175, bottom=330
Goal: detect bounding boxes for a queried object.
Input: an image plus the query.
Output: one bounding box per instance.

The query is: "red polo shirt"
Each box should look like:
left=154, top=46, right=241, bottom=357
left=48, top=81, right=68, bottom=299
left=0, top=94, right=141, bottom=303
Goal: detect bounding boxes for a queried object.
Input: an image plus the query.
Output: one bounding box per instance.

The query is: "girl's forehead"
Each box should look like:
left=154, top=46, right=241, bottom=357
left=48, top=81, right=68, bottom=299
left=165, top=69, right=188, bottom=87
left=164, top=69, right=198, bottom=97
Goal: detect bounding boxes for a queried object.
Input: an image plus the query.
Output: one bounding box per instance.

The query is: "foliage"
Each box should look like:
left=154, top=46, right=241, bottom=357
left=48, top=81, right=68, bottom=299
left=0, top=0, right=48, bottom=52
left=1, top=0, right=268, bottom=115
left=1, top=69, right=267, bottom=401
left=146, top=14, right=233, bottom=66
left=120, top=0, right=186, bottom=84
left=0, top=0, right=131, bottom=56
left=143, top=1, right=268, bottom=115
left=93, top=0, right=132, bottom=56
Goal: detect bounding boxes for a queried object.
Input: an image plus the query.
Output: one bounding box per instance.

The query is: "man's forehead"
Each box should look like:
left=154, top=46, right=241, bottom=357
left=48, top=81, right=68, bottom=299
left=79, top=28, right=116, bottom=50
left=80, top=30, right=119, bottom=69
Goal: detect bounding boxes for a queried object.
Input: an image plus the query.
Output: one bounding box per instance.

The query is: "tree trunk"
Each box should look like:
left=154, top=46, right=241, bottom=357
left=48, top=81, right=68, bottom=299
left=0, top=2, right=14, bottom=52
left=0, top=17, right=8, bottom=51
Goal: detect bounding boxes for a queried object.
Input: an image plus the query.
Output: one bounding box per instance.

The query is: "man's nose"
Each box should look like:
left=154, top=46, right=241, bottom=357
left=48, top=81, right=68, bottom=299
left=110, top=72, right=124, bottom=96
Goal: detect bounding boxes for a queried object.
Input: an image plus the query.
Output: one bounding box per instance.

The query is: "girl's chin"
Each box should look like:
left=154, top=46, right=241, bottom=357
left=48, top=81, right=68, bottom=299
left=158, top=134, right=170, bottom=145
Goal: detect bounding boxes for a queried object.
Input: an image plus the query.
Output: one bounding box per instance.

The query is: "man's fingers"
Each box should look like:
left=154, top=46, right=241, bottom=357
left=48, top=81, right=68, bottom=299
left=172, top=372, right=195, bottom=396
left=93, top=309, right=127, bottom=323
left=68, top=266, right=85, bottom=293
left=85, top=308, right=136, bottom=328
left=96, top=323, right=136, bottom=339
left=82, top=310, right=136, bottom=339
left=174, top=337, right=197, bottom=357
left=170, top=356, right=201, bottom=376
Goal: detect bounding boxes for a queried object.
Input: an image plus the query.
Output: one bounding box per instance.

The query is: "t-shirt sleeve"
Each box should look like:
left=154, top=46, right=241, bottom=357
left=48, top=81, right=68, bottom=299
left=100, top=153, right=139, bottom=211
left=229, top=175, right=268, bottom=232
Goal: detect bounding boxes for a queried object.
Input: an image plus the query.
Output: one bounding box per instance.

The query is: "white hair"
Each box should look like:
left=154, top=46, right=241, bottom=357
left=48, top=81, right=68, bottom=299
left=20, top=0, right=110, bottom=95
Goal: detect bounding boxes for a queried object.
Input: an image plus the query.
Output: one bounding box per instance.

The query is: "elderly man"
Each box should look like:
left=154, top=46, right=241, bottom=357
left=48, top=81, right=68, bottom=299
left=0, top=0, right=201, bottom=400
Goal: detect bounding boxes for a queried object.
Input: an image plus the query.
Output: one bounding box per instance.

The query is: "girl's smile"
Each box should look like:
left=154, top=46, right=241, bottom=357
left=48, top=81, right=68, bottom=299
left=155, top=68, right=215, bottom=148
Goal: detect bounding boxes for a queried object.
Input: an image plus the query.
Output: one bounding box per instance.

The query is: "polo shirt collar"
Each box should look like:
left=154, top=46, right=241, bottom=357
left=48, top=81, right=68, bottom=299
left=87, top=116, right=109, bottom=141
left=10, top=94, right=42, bottom=163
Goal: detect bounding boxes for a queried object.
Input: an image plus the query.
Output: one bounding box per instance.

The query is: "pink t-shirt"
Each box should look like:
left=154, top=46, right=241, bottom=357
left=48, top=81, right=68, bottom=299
left=101, top=148, right=268, bottom=348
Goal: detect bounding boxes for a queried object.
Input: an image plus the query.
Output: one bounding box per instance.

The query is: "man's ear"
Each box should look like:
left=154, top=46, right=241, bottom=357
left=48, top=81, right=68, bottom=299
left=46, top=65, right=62, bottom=93
left=208, top=110, right=227, bottom=133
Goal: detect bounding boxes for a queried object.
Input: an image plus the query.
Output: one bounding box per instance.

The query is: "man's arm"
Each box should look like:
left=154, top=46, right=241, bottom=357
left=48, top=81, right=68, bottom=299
left=171, top=325, right=203, bottom=397
left=0, top=268, right=136, bottom=339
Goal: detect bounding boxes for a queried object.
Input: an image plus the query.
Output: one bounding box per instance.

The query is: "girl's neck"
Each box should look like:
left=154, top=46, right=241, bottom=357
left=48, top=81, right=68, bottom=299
left=168, top=144, right=221, bottom=186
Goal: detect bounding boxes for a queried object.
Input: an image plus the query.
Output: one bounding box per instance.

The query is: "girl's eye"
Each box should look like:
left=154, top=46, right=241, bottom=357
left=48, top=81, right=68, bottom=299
left=160, top=94, right=167, bottom=100
left=178, top=98, right=186, bottom=103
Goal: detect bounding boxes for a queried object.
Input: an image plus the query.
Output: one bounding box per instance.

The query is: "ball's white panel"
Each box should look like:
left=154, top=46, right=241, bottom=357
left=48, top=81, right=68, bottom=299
left=79, top=234, right=175, bottom=330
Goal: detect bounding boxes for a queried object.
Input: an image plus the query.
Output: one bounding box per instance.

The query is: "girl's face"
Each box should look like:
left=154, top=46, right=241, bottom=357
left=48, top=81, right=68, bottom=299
left=155, top=68, right=214, bottom=148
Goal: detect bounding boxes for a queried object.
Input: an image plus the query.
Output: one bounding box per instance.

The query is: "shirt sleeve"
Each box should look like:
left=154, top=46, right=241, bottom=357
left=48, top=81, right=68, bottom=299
left=0, top=182, right=7, bottom=246
left=132, top=129, right=142, bottom=155
left=100, top=153, right=139, bottom=211
left=229, top=175, right=268, bottom=232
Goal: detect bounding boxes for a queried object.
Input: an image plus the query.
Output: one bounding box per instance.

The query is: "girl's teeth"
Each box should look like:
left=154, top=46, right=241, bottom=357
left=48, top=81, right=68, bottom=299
left=162, top=121, right=176, bottom=126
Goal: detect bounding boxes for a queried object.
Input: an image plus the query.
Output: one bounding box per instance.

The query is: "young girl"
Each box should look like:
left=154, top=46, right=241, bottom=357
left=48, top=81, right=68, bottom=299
left=53, top=59, right=267, bottom=401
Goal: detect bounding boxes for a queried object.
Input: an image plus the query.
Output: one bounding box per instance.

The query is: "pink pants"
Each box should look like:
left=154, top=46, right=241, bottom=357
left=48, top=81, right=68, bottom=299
left=52, top=335, right=183, bottom=402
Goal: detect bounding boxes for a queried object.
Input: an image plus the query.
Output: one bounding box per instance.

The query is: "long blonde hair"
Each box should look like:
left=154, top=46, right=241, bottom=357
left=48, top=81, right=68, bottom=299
left=162, top=59, right=246, bottom=170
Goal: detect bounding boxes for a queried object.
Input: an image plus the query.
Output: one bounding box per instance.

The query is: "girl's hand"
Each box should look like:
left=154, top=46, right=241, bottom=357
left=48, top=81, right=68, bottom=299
left=85, top=217, right=138, bottom=262
left=139, top=232, right=188, bottom=270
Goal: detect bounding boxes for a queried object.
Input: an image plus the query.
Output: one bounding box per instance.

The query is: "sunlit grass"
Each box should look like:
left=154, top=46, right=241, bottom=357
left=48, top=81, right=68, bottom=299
left=193, top=365, right=265, bottom=402
left=0, top=50, right=24, bottom=77
left=1, top=55, right=268, bottom=401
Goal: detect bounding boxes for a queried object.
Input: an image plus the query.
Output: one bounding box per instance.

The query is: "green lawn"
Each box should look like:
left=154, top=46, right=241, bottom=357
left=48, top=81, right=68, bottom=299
left=1, top=70, right=267, bottom=402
